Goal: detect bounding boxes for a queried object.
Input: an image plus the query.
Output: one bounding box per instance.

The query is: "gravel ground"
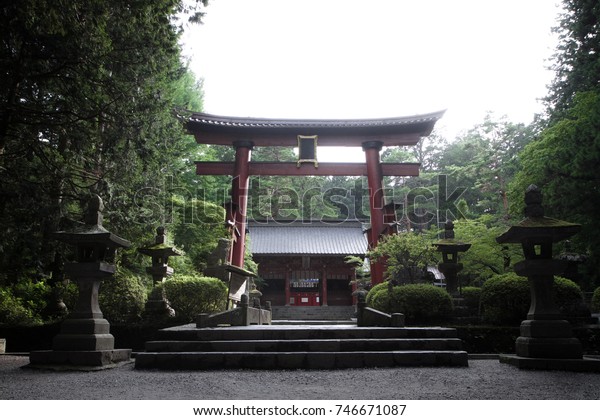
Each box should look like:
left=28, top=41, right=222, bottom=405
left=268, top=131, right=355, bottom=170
left=1, top=355, right=600, bottom=400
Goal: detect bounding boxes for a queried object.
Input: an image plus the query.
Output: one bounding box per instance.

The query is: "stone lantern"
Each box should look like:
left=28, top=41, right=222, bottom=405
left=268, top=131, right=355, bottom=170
left=497, top=185, right=600, bottom=371
left=138, top=226, right=181, bottom=319
left=29, top=195, right=132, bottom=369
left=433, top=220, right=471, bottom=296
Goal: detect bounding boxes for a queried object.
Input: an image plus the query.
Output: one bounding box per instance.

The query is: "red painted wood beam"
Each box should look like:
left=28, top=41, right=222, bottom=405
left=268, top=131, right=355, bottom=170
left=196, top=161, right=420, bottom=177
left=192, top=132, right=423, bottom=147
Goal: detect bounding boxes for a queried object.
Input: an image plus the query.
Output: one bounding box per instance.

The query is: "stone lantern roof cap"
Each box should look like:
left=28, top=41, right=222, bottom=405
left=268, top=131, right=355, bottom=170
left=53, top=225, right=131, bottom=249
left=496, top=218, right=581, bottom=244
left=432, top=220, right=471, bottom=251
left=53, top=195, right=131, bottom=248
left=138, top=243, right=182, bottom=257
left=496, top=185, right=580, bottom=244
left=432, top=239, right=472, bottom=252
left=138, top=226, right=182, bottom=257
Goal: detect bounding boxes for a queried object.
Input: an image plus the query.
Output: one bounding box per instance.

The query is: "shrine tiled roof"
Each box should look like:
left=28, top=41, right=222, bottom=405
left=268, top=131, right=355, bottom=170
left=188, top=111, right=445, bottom=131
left=248, top=220, right=368, bottom=256
left=187, top=111, right=445, bottom=147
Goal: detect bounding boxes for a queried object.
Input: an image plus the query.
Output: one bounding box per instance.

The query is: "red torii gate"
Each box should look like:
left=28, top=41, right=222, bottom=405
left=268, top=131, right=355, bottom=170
left=187, top=111, right=444, bottom=284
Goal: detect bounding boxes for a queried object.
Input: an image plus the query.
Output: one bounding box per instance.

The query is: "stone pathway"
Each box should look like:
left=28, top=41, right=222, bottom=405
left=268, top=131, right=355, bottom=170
left=1, top=354, right=600, bottom=399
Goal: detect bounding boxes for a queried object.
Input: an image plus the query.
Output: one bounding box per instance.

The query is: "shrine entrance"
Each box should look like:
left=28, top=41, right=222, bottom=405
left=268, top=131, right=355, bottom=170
left=247, top=220, right=365, bottom=307
left=188, top=111, right=444, bottom=285
left=290, top=292, right=319, bottom=307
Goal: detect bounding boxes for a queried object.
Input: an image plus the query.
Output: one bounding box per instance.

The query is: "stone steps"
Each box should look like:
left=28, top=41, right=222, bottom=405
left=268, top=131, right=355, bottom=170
left=155, top=325, right=460, bottom=341
left=134, top=324, right=468, bottom=370
left=145, top=338, right=464, bottom=352
left=135, top=350, right=468, bottom=370
left=271, top=305, right=355, bottom=320
left=272, top=319, right=355, bottom=325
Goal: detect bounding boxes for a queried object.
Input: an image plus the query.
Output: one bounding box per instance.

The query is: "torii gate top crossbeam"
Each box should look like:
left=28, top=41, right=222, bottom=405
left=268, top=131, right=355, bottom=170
left=187, top=111, right=445, bottom=147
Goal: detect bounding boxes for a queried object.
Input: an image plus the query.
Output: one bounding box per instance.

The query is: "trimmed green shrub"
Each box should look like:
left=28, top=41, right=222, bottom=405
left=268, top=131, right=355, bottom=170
left=461, top=286, right=481, bottom=316
left=366, top=281, right=389, bottom=307
left=157, top=275, right=227, bottom=323
left=369, top=283, right=453, bottom=323
left=369, top=288, right=391, bottom=313
left=481, top=273, right=585, bottom=325
left=554, top=276, right=586, bottom=317
left=481, top=273, right=531, bottom=325
left=98, top=267, right=148, bottom=324
left=591, top=287, right=600, bottom=313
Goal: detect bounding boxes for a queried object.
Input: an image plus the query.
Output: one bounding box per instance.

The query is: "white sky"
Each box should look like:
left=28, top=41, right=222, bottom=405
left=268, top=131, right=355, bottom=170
left=182, top=0, right=562, bottom=161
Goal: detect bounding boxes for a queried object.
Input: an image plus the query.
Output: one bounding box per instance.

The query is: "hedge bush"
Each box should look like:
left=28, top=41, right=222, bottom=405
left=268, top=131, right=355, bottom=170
left=481, top=273, right=585, bottom=325
left=461, top=286, right=481, bottom=316
left=368, top=288, right=391, bottom=313
left=157, top=275, right=227, bottom=323
left=365, top=281, right=390, bottom=307
left=591, top=287, right=600, bottom=313
left=554, top=276, right=587, bottom=317
left=481, top=274, right=530, bottom=325
left=368, top=283, right=453, bottom=323
left=98, top=267, right=148, bottom=324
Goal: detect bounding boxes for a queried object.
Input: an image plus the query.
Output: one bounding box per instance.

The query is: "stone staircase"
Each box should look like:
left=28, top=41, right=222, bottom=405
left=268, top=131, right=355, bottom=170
left=134, top=324, right=468, bottom=370
left=271, top=305, right=356, bottom=321
left=450, top=297, right=481, bottom=325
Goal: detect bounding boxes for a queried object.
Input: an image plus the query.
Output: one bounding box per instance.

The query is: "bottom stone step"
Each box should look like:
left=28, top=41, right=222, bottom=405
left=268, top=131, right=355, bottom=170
left=145, top=338, right=464, bottom=352
left=135, top=350, right=468, bottom=370
left=272, top=320, right=356, bottom=325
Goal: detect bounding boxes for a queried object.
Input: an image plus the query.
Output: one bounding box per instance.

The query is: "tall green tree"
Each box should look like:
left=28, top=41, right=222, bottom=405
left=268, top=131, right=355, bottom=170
left=546, top=0, right=600, bottom=119
left=509, top=91, right=600, bottom=282
left=0, top=0, right=208, bottom=293
left=439, top=114, right=533, bottom=217
left=510, top=1, right=600, bottom=286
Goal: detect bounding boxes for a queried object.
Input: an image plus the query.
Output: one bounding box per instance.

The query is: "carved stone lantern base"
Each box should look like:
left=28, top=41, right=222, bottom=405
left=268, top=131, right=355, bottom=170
left=516, top=320, right=582, bottom=359
left=29, top=274, right=133, bottom=370
left=29, top=349, right=132, bottom=370
left=143, top=287, right=176, bottom=320
left=499, top=353, right=600, bottom=372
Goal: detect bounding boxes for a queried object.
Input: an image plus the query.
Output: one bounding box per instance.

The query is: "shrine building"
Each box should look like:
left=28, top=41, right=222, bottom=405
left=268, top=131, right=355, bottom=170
left=247, top=220, right=368, bottom=307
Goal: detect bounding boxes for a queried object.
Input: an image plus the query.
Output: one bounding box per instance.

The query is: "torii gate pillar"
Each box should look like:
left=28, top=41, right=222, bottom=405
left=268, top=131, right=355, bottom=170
left=230, top=140, right=253, bottom=268
left=363, top=141, right=385, bottom=285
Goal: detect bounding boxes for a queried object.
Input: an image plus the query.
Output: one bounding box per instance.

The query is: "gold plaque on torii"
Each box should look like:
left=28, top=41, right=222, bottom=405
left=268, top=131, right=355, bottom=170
left=297, top=135, right=318, bottom=168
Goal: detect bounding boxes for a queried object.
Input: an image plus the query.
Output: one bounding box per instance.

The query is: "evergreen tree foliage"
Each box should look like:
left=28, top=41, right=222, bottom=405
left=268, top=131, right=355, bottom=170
left=452, top=216, right=521, bottom=286
left=438, top=114, right=534, bottom=216
left=509, top=1, right=600, bottom=287
left=509, top=91, right=600, bottom=280
left=546, top=0, right=600, bottom=118
left=0, top=0, right=212, bottom=323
